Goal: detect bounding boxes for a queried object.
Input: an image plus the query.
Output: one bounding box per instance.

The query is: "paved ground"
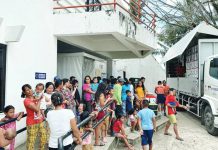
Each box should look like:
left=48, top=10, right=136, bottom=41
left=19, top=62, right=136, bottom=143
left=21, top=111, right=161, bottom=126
left=119, top=112, right=218, bottom=150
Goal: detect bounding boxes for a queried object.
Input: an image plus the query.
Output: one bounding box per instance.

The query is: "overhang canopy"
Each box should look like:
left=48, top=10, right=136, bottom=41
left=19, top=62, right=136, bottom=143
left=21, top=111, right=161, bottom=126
left=162, top=22, right=218, bottom=62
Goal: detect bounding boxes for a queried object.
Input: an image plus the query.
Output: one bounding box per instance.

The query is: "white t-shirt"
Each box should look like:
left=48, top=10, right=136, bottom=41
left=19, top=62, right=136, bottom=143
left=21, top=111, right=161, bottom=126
left=44, top=93, right=52, bottom=106
left=47, top=109, right=75, bottom=148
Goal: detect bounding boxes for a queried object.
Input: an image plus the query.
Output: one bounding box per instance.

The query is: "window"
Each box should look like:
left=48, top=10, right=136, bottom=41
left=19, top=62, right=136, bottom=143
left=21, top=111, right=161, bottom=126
left=0, top=44, right=6, bottom=112
left=209, top=58, right=218, bottom=79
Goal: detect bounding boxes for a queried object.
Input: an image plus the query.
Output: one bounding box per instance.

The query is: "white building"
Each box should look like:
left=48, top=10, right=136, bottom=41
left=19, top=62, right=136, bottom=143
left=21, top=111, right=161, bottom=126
left=0, top=0, right=157, bottom=147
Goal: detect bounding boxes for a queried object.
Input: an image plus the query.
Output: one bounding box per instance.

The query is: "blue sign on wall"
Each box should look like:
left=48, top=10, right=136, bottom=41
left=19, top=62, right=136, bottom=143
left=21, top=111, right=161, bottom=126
left=35, top=72, right=46, bottom=80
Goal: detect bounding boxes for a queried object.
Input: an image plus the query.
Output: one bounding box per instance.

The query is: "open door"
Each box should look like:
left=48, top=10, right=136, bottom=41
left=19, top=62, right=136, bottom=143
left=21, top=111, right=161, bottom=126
left=0, top=44, right=6, bottom=112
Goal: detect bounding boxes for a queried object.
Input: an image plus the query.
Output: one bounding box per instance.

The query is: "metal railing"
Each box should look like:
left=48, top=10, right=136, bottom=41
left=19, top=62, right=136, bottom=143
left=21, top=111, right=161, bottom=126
left=58, top=100, right=114, bottom=150
left=53, top=0, right=156, bottom=32
left=0, top=114, right=27, bottom=134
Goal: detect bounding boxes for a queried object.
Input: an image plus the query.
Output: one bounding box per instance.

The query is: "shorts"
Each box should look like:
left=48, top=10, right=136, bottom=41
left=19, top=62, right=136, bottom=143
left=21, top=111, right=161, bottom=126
left=168, top=114, right=177, bottom=124
left=101, top=117, right=109, bottom=130
left=157, top=94, right=165, bottom=104
left=141, top=130, right=153, bottom=145
left=0, top=147, right=5, bottom=150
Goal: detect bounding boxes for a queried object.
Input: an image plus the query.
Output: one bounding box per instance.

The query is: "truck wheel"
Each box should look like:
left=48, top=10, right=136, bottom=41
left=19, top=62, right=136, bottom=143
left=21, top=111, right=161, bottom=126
left=204, top=106, right=218, bottom=136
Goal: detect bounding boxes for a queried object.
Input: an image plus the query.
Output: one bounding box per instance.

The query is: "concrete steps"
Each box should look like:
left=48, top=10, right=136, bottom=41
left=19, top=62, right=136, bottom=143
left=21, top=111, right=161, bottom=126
left=16, top=116, right=168, bottom=150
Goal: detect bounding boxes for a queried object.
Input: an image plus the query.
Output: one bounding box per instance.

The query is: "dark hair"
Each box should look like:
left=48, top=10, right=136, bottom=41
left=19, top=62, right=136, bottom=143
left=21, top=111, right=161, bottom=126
left=128, top=108, right=135, bottom=115
left=55, top=79, right=63, bottom=88
left=21, top=84, right=32, bottom=98
left=116, top=114, right=124, bottom=120
left=142, top=100, right=149, bottom=107
left=141, top=77, right=145, bottom=80
left=36, top=83, right=44, bottom=90
left=169, top=88, right=175, bottom=92
left=70, top=76, right=76, bottom=82
left=95, top=82, right=108, bottom=102
left=62, top=78, right=69, bottom=85
left=126, top=90, right=131, bottom=94
left=80, top=111, right=89, bottom=122
left=51, top=92, right=63, bottom=106
left=45, top=82, right=55, bottom=93
left=111, top=78, right=117, bottom=84
left=93, top=77, right=98, bottom=81
left=4, top=105, right=15, bottom=113
left=84, top=75, right=91, bottom=84
left=158, top=81, right=162, bottom=85
left=163, top=80, right=166, bottom=84
left=124, top=78, right=129, bottom=85
left=136, top=81, right=142, bottom=88
left=71, top=79, right=78, bottom=86
left=97, top=76, right=101, bottom=83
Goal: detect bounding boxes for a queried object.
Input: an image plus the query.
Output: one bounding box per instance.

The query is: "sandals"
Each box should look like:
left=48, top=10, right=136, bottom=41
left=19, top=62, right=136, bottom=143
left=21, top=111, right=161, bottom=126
left=176, top=137, right=184, bottom=141
left=94, top=142, right=105, bottom=146
left=164, top=132, right=172, bottom=136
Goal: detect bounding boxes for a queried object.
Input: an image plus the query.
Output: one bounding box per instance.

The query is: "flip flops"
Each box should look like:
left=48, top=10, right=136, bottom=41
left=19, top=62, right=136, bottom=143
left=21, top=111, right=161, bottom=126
left=176, top=137, right=184, bottom=141
left=164, top=132, right=172, bottom=136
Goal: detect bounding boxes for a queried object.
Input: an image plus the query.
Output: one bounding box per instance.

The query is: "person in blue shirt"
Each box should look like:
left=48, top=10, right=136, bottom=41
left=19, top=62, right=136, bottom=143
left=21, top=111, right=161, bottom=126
left=126, top=90, right=133, bottom=114
left=138, top=100, right=156, bottom=150
left=121, top=79, right=130, bottom=116
left=91, top=77, right=99, bottom=101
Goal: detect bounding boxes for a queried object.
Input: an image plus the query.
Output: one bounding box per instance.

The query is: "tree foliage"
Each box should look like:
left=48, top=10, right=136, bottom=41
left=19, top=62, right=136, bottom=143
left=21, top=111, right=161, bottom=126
left=143, top=0, right=218, bottom=46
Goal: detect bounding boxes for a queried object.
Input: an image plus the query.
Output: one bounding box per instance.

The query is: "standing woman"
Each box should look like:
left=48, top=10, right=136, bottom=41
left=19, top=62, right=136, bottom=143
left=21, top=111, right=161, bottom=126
left=21, top=84, right=47, bottom=150
left=47, top=92, right=82, bottom=149
left=121, top=79, right=130, bottom=116
left=44, top=82, right=55, bottom=109
left=135, top=81, right=145, bottom=109
left=82, top=76, right=95, bottom=113
left=71, top=79, right=81, bottom=107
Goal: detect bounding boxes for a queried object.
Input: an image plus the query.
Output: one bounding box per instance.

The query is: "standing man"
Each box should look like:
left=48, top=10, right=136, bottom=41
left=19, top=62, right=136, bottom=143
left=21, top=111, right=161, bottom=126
left=163, top=80, right=169, bottom=96
left=138, top=100, right=156, bottom=150
left=155, top=81, right=165, bottom=116
left=164, top=88, right=188, bottom=141
left=114, top=78, right=124, bottom=117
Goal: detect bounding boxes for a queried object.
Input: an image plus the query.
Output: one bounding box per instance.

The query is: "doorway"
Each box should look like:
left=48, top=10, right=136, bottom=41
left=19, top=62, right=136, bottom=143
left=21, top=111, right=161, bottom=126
left=0, top=44, right=6, bottom=112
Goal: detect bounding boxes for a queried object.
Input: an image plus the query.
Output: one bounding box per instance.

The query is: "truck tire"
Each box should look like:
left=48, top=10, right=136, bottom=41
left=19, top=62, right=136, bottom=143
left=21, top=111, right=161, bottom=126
left=204, top=106, right=218, bottom=136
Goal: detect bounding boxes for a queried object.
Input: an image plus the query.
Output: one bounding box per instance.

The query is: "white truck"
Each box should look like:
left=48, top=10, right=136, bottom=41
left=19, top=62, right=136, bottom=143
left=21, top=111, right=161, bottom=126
left=164, top=23, right=218, bottom=135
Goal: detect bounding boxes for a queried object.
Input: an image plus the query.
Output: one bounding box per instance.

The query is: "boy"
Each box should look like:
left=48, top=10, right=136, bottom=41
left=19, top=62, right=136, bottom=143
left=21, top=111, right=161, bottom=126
left=164, top=88, right=188, bottom=141
left=126, top=90, right=133, bottom=114
left=155, top=81, right=165, bottom=116
left=35, top=83, right=45, bottom=119
left=138, top=100, right=156, bottom=150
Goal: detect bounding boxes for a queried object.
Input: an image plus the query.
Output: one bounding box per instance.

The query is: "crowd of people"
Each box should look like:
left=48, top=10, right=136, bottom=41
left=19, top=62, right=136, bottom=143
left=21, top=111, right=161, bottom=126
left=0, top=75, right=188, bottom=150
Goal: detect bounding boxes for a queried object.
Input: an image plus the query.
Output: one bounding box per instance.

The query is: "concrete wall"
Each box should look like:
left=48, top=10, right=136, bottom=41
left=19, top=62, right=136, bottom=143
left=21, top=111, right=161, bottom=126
left=113, top=54, right=166, bottom=93
left=0, top=0, right=57, bottom=146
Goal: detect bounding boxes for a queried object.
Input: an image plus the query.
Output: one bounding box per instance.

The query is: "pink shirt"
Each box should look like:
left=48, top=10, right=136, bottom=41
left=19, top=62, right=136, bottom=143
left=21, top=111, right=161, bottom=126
left=82, top=134, right=92, bottom=145
left=82, top=84, right=92, bottom=101
left=0, top=114, right=18, bottom=130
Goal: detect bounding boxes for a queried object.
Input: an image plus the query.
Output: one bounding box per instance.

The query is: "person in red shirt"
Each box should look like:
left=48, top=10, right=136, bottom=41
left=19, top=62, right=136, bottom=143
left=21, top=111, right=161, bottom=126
left=155, top=81, right=165, bottom=115
left=113, top=114, right=133, bottom=150
left=22, top=84, right=47, bottom=150
left=164, top=88, right=188, bottom=141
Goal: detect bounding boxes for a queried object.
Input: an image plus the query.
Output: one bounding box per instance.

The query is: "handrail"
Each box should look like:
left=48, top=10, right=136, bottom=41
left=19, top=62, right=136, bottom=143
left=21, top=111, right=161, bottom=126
left=70, top=112, right=111, bottom=150
left=58, top=100, right=114, bottom=150
left=0, top=114, right=27, bottom=127
left=53, top=0, right=156, bottom=32
left=0, top=113, right=27, bottom=135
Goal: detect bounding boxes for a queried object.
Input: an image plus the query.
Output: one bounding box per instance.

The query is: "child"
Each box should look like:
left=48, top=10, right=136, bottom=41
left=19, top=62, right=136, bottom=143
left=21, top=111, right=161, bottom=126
left=0, top=105, right=23, bottom=150
left=81, top=121, right=94, bottom=150
left=128, top=109, right=138, bottom=132
left=0, top=128, right=17, bottom=149
left=34, top=83, right=45, bottom=119
left=91, top=77, right=99, bottom=101
left=113, top=114, right=133, bottom=150
left=126, top=90, right=133, bottom=114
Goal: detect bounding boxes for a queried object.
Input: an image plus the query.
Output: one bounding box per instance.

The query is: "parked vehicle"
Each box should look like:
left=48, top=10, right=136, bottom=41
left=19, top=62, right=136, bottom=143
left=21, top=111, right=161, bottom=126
left=164, top=23, right=218, bottom=135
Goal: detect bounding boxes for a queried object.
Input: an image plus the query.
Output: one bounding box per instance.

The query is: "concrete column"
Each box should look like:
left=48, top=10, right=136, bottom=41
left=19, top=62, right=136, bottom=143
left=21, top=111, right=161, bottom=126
left=107, top=59, right=113, bottom=78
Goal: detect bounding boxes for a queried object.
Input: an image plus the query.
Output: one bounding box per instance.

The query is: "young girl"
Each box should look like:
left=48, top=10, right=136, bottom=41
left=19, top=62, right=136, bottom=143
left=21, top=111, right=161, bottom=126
left=113, top=114, right=134, bottom=150
left=0, top=105, right=23, bottom=150
left=128, top=109, right=138, bottom=132
left=135, top=81, right=145, bottom=109
left=91, top=77, right=99, bottom=101
left=81, top=121, right=94, bottom=150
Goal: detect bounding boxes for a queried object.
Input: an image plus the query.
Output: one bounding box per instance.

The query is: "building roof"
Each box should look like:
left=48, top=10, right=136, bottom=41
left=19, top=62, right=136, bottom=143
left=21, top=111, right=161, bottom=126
left=162, top=22, right=218, bottom=62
